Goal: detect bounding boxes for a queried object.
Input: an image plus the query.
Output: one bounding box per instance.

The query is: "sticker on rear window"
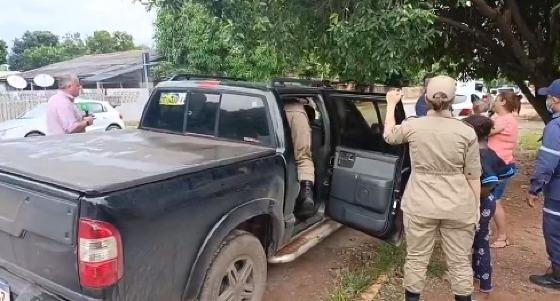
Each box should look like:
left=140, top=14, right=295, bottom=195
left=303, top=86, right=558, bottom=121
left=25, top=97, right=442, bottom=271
left=160, top=93, right=186, bottom=106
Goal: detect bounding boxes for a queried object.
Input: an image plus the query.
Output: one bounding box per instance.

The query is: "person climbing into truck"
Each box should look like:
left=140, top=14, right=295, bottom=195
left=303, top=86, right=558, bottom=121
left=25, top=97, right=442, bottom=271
left=284, top=97, right=316, bottom=219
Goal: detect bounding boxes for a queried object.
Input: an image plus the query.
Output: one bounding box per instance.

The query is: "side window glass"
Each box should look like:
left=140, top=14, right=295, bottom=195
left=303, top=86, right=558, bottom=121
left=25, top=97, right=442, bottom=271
left=186, top=93, right=220, bottom=136
left=76, top=102, right=104, bottom=114
left=143, top=91, right=187, bottom=133
left=218, top=94, right=270, bottom=144
left=355, top=101, right=379, bottom=126
left=337, top=99, right=387, bottom=152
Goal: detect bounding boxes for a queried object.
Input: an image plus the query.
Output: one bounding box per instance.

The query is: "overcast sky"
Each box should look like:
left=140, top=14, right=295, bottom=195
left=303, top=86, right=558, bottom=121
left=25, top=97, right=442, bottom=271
left=0, top=0, right=155, bottom=49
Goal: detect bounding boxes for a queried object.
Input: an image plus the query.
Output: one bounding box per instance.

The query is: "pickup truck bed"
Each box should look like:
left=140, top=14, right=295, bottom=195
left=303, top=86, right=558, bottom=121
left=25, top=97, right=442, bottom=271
left=0, top=130, right=274, bottom=196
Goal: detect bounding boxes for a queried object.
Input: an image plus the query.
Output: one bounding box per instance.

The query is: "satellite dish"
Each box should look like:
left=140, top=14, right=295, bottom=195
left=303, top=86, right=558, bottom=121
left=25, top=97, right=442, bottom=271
left=7, top=75, right=27, bottom=89
left=33, top=74, right=55, bottom=88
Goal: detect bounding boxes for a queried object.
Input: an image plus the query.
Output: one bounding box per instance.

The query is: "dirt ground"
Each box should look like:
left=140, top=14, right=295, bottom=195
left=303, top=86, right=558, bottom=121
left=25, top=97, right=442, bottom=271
left=264, top=227, right=381, bottom=301
left=264, top=120, right=560, bottom=301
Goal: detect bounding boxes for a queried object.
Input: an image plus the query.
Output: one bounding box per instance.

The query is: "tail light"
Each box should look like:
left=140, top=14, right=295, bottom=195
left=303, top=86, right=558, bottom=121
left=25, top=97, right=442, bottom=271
left=459, top=109, right=473, bottom=116
left=78, top=218, right=123, bottom=288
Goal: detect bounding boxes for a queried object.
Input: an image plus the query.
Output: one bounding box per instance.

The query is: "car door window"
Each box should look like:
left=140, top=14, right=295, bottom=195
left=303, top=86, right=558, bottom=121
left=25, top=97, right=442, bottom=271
left=77, top=102, right=105, bottom=114
left=336, top=98, right=389, bottom=153
left=218, top=94, right=270, bottom=145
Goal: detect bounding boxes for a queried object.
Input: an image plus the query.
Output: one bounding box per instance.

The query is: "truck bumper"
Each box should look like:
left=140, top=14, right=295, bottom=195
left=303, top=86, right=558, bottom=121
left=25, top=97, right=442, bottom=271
left=0, top=267, right=101, bottom=301
left=0, top=267, right=64, bottom=301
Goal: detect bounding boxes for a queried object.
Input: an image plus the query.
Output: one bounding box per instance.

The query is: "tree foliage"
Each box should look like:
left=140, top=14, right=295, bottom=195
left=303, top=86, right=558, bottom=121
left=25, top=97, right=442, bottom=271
left=0, top=39, right=7, bottom=65
left=6, top=30, right=138, bottom=71
left=21, top=46, right=68, bottom=70
left=151, top=0, right=560, bottom=122
left=8, top=31, right=59, bottom=70
left=61, top=33, right=88, bottom=58
left=86, top=30, right=137, bottom=54
left=153, top=0, right=436, bottom=83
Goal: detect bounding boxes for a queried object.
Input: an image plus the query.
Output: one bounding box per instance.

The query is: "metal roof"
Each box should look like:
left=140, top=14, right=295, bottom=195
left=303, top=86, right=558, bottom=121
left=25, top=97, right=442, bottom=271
left=19, top=50, right=160, bottom=82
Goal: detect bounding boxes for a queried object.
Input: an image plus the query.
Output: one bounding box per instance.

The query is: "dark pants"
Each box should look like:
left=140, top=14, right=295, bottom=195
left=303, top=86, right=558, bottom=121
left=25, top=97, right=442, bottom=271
left=543, top=198, right=560, bottom=268
left=473, top=195, right=496, bottom=292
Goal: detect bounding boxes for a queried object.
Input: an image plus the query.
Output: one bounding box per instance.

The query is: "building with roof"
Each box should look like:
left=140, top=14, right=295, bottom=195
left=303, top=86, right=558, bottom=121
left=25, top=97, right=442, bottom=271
left=14, top=49, right=160, bottom=89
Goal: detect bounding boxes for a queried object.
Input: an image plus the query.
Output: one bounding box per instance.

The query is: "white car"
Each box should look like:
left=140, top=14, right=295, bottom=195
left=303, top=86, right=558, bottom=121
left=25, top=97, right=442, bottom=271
left=0, top=99, right=125, bottom=140
left=452, top=92, right=491, bottom=118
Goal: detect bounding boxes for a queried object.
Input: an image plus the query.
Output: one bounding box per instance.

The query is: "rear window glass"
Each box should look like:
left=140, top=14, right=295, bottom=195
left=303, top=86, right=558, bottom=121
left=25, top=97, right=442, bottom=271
left=143, top=92, right=187, bottom=132
left=142, top=90, right=271, bottom=145
left=186, top=93, right=220, bottom=136
left=218, top=94, right=270, bottom=144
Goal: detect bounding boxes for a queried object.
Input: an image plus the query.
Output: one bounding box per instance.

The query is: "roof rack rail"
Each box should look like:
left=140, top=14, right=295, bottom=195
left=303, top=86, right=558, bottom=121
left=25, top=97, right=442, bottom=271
left=168, top=73, right=245, bottom=81
left=271, top=77, right=333, bottom=88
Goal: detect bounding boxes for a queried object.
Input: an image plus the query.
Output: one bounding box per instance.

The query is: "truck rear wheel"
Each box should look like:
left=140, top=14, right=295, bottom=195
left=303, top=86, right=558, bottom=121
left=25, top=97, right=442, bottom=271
left=199, top=230, right=267, bottom=301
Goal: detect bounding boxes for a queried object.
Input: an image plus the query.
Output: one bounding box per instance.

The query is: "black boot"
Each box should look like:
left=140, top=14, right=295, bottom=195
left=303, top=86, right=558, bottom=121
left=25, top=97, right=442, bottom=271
left=295, top=180, right=315, bottom=220
left=454, top=295, right=472, bottom=301
left=405, top=290, right=420, bottom=301
left=529, top=264, right=560, bottom=290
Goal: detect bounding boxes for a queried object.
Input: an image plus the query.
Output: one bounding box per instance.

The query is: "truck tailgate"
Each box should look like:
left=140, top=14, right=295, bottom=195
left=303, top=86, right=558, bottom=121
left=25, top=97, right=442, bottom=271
left=0, top=174, right=81, bottom=297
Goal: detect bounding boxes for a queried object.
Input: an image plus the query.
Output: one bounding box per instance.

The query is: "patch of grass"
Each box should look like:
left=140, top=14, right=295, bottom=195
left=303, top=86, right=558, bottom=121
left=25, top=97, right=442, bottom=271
left=325, top=244, right=406, bottom=301
left=519, top=131, right=541, bottom=152
left=427, top=260, right=447, bottom=278
left=325, top=241, right=452, bottom=301
left=427, top=242, right=448, bottom=279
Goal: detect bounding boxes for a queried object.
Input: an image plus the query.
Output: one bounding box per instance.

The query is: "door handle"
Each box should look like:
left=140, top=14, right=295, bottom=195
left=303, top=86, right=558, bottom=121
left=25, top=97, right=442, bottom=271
left=338, top=151, right=356, bottom=168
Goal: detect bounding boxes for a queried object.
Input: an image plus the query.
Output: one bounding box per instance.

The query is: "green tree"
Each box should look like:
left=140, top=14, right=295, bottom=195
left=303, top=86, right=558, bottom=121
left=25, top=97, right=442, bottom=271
left=151, top=0, right=559, bottom=121
left=86, top=30, right=136, bottom=54
left=0, top=39, right=7, bottom=65
left=61, top=32, right=87, bottom=57
left=112, top=31, right=136, bottom=51
left=8, top=31, right=59, bottom=70
left=430, top=0, right=559, bottom=122
left=21, top=46, right=68, bottom=70
left=86, top=30, right=115, bottom=54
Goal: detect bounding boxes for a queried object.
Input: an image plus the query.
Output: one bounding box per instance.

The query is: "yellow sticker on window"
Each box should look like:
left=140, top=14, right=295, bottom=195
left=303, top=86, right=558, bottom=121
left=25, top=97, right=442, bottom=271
left=160, top=93, right=186, bottom=106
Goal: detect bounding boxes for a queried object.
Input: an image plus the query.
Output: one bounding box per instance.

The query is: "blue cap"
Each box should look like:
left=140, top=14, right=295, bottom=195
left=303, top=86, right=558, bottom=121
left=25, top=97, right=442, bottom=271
left=538, top=79, right=560, bottom=98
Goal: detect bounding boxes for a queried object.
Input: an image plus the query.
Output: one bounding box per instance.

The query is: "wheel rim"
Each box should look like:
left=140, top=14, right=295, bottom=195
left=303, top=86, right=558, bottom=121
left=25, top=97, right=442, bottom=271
left=218, top=257, right=255, bottom=301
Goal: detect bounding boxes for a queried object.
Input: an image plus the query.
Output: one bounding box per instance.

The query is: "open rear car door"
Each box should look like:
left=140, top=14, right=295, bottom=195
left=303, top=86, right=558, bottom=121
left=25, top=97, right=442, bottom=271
left=324, top=92, right=409, bottom=243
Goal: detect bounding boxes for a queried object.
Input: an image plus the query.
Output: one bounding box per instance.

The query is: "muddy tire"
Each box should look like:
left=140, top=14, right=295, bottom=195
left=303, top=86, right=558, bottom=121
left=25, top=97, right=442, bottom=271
left=199, top=230, right=267, bottom=301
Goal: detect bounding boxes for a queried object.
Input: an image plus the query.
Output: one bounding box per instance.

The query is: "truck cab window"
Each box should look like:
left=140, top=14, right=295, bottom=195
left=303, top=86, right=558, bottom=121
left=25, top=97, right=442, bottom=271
left=186, top=93, right=220, bottom=136
left=143, top=92, right=187, bottom=133
left=218, top=94, right=270, bottom=145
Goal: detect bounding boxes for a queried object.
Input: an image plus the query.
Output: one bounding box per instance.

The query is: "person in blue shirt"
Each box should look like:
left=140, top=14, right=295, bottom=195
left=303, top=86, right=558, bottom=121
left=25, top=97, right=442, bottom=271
left=463, top=115, right=515, bottom=300
left=527, top=79, right=560, bottom=290
left=414, top=74, right=434, bottom=117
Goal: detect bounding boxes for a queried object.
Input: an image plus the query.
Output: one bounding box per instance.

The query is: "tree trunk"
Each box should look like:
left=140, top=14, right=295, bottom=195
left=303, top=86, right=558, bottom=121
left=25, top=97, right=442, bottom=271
left=516, top=79, right=552, bottom=124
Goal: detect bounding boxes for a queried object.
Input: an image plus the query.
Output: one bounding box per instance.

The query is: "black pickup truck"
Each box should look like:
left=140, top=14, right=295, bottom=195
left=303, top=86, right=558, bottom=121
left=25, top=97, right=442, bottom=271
left=0, top=77, right=409, bottom=301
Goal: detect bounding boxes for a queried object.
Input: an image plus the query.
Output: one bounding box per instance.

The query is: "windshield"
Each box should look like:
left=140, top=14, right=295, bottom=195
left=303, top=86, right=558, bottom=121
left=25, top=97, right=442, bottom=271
left=18, top=103, right=48, bottom=119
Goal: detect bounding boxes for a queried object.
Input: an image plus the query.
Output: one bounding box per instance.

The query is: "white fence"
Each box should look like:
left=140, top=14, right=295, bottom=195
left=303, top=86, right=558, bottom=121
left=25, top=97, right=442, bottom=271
left=0, top=88, right=149, bottom=122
